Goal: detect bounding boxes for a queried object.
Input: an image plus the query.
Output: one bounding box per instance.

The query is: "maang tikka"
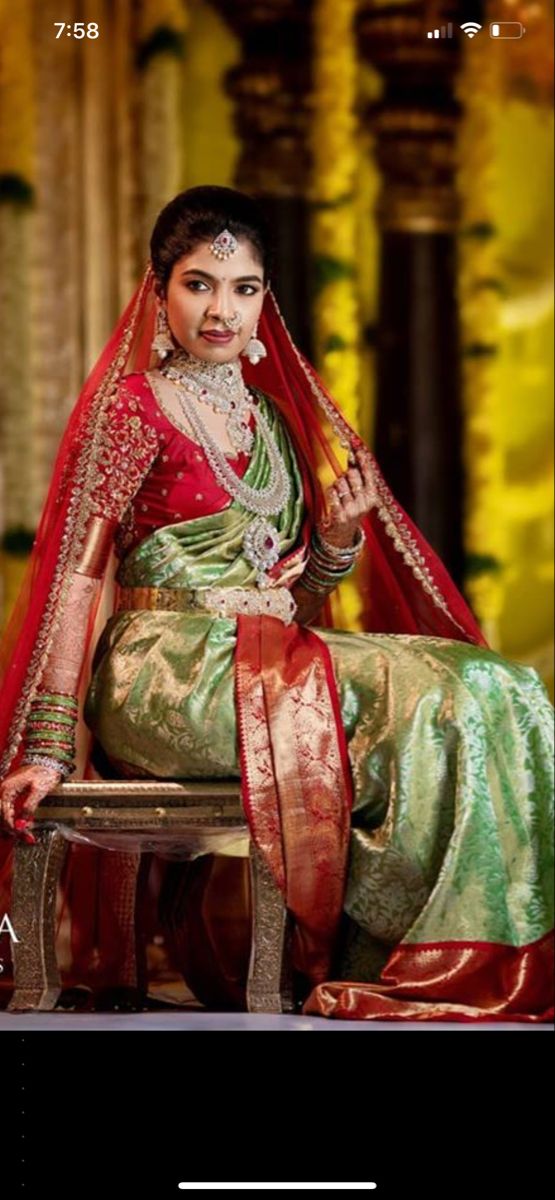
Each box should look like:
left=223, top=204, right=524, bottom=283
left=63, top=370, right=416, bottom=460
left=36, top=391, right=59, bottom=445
left=208, top=227, right=266, bottom=361
left=209, top=229, right=239, bottom=260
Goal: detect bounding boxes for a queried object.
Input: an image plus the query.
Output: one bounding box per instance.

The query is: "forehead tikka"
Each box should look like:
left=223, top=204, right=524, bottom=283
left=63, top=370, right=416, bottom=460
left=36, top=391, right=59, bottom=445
left=209, top=228, right=239, bottom=261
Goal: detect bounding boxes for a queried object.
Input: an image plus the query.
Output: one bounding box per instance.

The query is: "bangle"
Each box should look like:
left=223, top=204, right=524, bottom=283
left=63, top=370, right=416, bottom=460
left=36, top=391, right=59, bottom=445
left=301, top=524, right=366, bottom=596
left=302, top=554, right=356, bottom=595
left=23, top=690, right=78, bottom=775
left=20, top=753, right=74, bottom=779
left=313, top=523, right=366, bottom=560
left=302, top=561, right=356, bottom=594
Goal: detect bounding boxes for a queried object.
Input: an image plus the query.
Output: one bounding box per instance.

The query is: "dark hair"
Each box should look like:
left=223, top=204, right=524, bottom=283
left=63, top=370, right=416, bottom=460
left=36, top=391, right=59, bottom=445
left=150, top=185, right=273, bottom=294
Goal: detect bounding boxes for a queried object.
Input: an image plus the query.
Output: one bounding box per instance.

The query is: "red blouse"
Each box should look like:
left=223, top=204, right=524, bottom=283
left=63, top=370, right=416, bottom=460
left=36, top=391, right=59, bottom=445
left=88, top=371, right=254, bottom=558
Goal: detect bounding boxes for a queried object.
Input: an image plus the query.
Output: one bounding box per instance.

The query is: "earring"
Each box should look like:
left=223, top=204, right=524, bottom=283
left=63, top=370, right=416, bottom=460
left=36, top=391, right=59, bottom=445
left=242, top=322, right=267, bottom=366
left=152, top=306, right=174, bottom=359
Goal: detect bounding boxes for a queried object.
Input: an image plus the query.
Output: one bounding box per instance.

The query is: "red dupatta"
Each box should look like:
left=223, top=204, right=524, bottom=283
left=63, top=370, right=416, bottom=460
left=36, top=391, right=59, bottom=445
left=0, top=264, right=488, bottom=1002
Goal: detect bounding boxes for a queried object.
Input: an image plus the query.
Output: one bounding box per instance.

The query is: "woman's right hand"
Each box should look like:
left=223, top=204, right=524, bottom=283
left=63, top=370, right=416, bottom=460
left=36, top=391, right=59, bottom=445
left=0, top=763, right=64, bottom=838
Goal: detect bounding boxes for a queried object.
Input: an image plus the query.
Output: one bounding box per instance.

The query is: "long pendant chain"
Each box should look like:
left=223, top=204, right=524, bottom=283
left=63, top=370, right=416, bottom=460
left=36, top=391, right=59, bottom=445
left=158, top=365, right=291, bottom=588
left=162, top=373, right=290, bottom=517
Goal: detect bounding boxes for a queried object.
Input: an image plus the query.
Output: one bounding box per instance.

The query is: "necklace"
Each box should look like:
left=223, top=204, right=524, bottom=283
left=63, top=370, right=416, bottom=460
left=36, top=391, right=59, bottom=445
left=163, top=349, right=253, bottom=454
left=158, top=353, right=291, bottom=588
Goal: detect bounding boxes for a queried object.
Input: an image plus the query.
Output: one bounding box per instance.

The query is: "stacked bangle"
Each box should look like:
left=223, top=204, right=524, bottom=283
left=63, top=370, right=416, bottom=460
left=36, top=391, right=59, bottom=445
left=302, top=524, right=366, bottom=596
left=22, top=691, right=78, bottom=778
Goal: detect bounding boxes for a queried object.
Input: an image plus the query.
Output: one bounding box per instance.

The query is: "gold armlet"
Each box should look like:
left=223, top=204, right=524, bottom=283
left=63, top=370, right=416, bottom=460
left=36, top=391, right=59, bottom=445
left=74, top=515, right=117, bottom=578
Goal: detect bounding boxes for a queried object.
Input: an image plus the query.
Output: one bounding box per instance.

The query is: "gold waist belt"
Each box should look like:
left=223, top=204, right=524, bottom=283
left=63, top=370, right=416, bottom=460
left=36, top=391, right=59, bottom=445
left=115, top=584, right=298, bottom=625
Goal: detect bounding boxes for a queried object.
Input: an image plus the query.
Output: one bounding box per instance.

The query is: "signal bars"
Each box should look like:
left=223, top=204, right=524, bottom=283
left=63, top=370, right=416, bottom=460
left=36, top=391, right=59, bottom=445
left=427, top=23, right=453, bottom=38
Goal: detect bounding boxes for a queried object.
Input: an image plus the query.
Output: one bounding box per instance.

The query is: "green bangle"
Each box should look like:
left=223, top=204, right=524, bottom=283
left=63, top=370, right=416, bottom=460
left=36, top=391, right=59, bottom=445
left=27, top=709, right=77, bottom=727
left=302, top=562, right=355, bottom=593
left=33, top=691, right=78, bottom=708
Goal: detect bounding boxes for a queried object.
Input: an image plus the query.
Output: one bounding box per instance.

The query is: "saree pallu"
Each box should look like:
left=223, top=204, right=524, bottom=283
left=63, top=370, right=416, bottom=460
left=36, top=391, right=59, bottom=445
left=84, top=395, right=554, bottom=1020
left=306, top=629, right=554, bottom=1021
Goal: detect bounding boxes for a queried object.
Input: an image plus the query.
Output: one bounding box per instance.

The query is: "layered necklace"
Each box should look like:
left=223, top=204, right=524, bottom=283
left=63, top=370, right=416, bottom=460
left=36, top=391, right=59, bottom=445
left=159, top=349, right=291, bottom=588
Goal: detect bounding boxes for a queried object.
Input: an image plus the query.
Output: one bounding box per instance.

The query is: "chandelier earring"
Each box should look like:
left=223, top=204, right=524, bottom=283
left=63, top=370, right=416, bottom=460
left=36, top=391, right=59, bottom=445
left=152, top=305, right=174, bottom=360
left=242, top=321, right=267, bottom=366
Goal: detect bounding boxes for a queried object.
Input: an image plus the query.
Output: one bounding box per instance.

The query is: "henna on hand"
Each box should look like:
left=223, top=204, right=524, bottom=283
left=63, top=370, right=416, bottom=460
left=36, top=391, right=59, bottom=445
left=320, top=445, right=377, bottom=548
left=0, top=763, right=63, bottom=838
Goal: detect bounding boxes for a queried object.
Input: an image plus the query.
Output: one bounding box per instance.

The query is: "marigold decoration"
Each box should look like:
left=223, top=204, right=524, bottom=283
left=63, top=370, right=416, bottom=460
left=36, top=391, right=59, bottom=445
left=137, top=0, right=189, bottom=252
left=139, top=0, right=188, bottom=47
left=457, top=31, right=506, bottom=649
left=310, top=0, right=363, bottom=630
left=458, top=1, right=554, bottom=691
left=491, top=0, right=554, bottom=696
left=0, top=0, right=34, bottom=185
left=1, top=529, right=34, bottom=628
left=494, top=0, right=554, bottom=106
left=0, top=0, right=35, bottom=624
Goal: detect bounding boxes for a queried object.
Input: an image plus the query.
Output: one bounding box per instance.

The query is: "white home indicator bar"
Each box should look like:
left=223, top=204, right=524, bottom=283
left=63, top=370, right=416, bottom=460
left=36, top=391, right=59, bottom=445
left=177, top=1187, right=378, bottom=1192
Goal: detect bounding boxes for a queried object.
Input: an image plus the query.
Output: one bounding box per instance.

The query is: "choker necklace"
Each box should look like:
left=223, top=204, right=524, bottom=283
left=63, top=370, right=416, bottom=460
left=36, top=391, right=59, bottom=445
left=162, top=349, right=253, bottom=455
left=158, top=350, right=291, bottom=587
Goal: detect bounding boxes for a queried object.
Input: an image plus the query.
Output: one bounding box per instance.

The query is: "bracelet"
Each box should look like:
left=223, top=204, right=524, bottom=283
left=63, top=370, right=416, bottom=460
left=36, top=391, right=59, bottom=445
left=313, top=523, right=366, bottom=560
left=20, top=753, right=74, bottom=779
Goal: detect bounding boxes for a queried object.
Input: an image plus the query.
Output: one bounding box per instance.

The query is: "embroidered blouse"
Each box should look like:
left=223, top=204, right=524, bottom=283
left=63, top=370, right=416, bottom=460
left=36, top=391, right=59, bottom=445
left=88, top=371, right=254, bottom=559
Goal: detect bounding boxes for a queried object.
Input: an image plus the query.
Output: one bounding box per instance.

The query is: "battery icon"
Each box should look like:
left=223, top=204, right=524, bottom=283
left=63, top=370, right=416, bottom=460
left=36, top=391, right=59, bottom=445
left=490, top=21, right=526, bottom=38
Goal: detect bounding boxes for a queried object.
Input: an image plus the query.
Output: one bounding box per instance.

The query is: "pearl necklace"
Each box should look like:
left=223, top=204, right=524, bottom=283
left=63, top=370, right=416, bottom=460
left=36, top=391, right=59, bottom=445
left=158, top=353, right=291, bottom=588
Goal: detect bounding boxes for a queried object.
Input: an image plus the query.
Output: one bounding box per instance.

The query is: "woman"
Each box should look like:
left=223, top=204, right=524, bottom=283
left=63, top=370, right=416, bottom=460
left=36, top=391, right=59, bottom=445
left=0, top=186, right=553, bottom=1021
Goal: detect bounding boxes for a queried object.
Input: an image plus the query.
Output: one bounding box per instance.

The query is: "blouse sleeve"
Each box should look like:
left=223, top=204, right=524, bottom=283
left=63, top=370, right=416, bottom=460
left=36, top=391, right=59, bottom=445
left=87, top=379, right=160, bottom=523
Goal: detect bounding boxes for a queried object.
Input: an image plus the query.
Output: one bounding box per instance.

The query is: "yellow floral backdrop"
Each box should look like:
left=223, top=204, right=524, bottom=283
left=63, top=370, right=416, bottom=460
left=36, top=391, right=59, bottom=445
left=0, top=0, right=553, bottom=697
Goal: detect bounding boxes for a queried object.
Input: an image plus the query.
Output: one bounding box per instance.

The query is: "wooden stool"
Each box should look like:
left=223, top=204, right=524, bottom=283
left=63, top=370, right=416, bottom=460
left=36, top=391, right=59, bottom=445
left=7, top=780, right=295, bottom=1015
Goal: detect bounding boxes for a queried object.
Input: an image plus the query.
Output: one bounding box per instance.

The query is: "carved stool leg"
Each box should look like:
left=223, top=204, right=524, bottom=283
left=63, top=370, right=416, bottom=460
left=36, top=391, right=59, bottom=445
left=246, top=844, right=295, bottom=1014
left=96, top=849, right=142, bottom=990
left=7, top=828, right=68, bottom=1012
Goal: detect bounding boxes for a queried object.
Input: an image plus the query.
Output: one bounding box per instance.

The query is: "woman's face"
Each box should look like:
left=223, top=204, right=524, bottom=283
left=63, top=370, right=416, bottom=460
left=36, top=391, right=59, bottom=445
left=163, top=238, right=266, bottom=362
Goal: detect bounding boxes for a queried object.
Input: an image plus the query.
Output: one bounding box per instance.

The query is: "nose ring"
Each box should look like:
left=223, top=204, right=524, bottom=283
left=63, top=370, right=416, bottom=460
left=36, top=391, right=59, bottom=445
left=221, top=312, right=243, bottom=333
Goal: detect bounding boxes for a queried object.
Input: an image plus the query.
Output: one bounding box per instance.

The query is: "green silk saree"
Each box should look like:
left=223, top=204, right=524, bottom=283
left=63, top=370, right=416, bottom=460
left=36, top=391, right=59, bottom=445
left=84, top=390, right=554, bottom=1021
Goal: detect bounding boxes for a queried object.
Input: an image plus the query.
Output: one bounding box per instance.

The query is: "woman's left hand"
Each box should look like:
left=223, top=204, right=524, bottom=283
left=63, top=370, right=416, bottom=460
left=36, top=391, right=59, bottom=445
left=319, top=443, right=378, bottom=547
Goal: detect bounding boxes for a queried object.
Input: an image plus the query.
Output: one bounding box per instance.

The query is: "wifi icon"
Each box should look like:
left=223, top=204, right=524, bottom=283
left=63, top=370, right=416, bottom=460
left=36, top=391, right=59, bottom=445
left=460, top=21, right=482, bottom=37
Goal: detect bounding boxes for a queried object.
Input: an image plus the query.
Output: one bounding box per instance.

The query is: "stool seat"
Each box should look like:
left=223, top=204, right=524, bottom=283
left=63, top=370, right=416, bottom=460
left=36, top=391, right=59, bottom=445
left=7, top=780, right=294, bottom=1016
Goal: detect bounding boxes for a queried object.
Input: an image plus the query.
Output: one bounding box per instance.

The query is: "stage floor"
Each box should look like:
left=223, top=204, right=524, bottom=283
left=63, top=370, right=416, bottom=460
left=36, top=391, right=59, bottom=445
left=1, top=1011, right=552, bottom=1031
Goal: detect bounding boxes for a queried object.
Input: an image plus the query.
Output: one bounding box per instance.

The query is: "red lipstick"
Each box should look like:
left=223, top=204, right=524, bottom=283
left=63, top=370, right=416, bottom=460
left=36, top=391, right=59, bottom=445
left=200, top=330, right=235, bottom=344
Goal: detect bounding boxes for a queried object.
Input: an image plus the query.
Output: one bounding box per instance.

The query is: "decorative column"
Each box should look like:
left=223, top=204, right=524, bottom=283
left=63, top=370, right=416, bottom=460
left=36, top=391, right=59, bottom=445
left=357, top=1, right=467, bottom=582
left=209, top=0, right=314, bottom=354
left=0, top=0, right=35, bottom=622
left=137, top=0, right=189, bottom=259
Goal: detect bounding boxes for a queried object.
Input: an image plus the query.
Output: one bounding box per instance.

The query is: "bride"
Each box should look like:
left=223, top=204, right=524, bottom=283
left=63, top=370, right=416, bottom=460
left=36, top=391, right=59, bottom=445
left=0, top=186, right=552, bottom=1021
